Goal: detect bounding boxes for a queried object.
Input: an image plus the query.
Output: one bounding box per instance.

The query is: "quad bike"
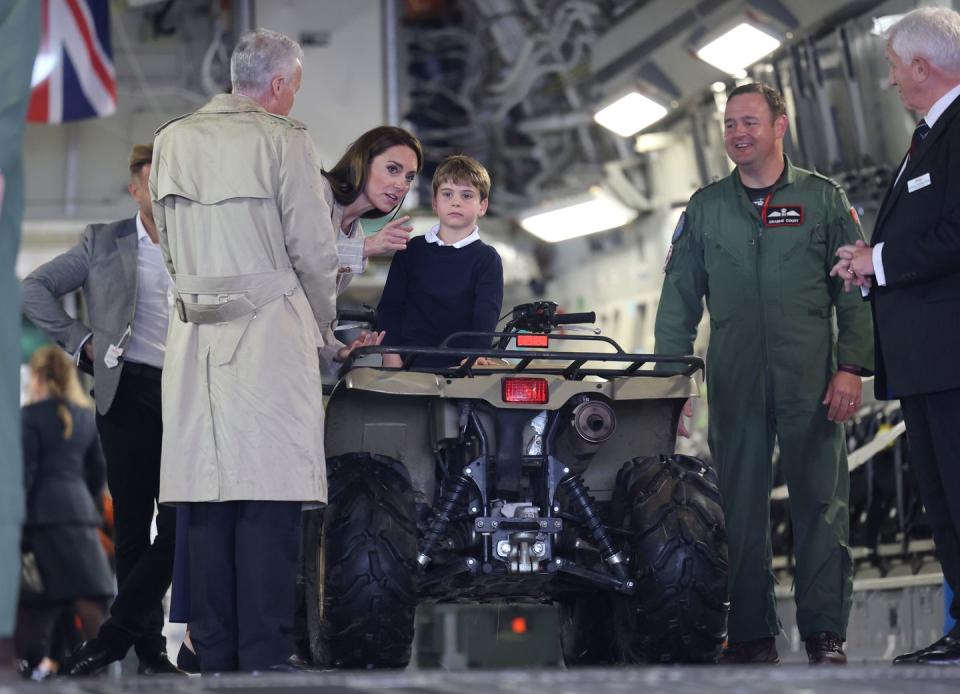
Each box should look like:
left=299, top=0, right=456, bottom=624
left=303, top=302, right=728, bottom=668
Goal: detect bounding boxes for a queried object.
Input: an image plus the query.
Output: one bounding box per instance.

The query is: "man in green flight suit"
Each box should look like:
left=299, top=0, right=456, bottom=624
left=654, top=83, right=874, bottom=665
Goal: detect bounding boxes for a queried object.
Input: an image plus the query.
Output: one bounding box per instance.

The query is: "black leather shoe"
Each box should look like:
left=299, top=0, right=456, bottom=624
left=137, top=652, right=186, bottom=676
left=718, top=637, right=780, bottom=664
left=263, top=654, right=330, bottom=673
left=62, top=639, right=116, bottom=677
left=894, top=633, right=960, bottom=665
left=805, top=631, right=847, bottom=664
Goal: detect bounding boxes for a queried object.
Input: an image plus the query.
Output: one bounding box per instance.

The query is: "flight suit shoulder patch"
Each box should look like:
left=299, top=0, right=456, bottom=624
left=671, top=211, right=687, bottom=243
left=663, top=211, right=687, bottom=272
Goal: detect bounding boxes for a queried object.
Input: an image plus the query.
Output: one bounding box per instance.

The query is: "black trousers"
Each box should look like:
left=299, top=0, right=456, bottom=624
left=187, top=500, right=301, bottom=672
left=95, top=365, right=175, bottom=659
left=901, top=387, right=960, bottom=629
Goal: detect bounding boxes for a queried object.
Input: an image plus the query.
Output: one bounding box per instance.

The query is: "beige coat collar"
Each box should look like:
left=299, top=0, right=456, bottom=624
left=197, top=92, right=267, bottom=115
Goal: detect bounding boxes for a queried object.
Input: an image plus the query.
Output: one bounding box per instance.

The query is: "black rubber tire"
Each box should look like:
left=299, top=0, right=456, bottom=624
left=301, top=507, right=330, bottom=666
left=320, top=453, right=418, bottom=668
left=611, top=454, right=728, bottom=664
left=558, top=593, right=619, bottom=666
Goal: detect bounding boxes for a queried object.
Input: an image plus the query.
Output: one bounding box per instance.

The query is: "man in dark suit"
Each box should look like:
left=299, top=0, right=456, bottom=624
left=833, top=6, right=960, bottom=665
left=21, top=145, right=181, bottom=676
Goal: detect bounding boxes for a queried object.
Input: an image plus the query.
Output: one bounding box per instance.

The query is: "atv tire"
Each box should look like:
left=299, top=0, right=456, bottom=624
left=319, top=453, right=418, bottom=668
left=612, top=454, right=728, bottom=663
left=558, top=593, right=619, bottom=666
left=301, top=508, right=330, bottom=666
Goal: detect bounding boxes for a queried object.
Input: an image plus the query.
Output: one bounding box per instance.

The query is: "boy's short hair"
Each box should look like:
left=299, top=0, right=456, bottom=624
left=129, top=144, right=153, bottom=179
left=432, top=154, right=491, bottom=201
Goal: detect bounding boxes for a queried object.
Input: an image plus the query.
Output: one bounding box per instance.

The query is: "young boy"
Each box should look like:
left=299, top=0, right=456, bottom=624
left=378, top=154, right=504, bottom=368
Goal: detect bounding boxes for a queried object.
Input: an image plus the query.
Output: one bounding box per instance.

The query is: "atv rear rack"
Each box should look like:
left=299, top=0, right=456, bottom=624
left=342, top=331, right=703, bottom=380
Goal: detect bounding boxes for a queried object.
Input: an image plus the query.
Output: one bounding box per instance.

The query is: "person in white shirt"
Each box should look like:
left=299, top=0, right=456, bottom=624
left=22, top=144, right=181, bottom=676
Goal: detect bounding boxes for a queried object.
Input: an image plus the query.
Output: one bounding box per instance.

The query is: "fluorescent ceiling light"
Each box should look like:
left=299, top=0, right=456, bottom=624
left=520, top=187, right=637, bottom=243
left=593, top=92, right=669, bottom=138
left=696, top=23, right=781, bottom=76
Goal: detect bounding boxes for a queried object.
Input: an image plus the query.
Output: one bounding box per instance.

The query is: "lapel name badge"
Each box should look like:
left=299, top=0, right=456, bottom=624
left=763, top=205, right=804, bottom=227
left=104, top=325, right=133, bottom=368
left=907, top=173, right=931, bottom=193
left=104, top=344, right=124, bottom=369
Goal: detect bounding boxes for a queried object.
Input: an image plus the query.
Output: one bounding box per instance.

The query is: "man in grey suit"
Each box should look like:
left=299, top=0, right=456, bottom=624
left=21, top=145, right=181, bottom=676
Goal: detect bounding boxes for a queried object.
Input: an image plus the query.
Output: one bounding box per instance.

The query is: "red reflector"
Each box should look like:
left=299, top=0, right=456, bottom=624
left=510, top=616, right=528, bottom=635
left=502, top=377, right=549, bottom=404
left=516, top=333, right=549, bottom=348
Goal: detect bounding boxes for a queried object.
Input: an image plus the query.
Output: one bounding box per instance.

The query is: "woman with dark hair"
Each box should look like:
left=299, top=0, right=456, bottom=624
left=14, top=347, right=113, bottom=679
left=321, top=125, right=423, bottom=269
left=299, top=125, right=424, bottom=367
left=321, top=127, right=423, bottom=288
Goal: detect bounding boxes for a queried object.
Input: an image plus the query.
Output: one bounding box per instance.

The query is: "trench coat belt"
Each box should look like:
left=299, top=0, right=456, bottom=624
left=174, top=268, right=298, bottom=324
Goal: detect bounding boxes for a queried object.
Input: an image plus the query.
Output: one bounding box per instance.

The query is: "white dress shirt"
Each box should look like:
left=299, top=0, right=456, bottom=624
left=873, top=83, right=960, bottom=286
left=122, top=213, right=173, bottom=368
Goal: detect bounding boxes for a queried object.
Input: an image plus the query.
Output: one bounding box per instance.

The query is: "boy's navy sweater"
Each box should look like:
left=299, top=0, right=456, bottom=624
left=377, top=235, right=504, bottom=367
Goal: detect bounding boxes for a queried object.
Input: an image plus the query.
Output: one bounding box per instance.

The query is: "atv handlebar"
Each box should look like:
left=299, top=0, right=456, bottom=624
left=553, top=311, right=595, bottom=326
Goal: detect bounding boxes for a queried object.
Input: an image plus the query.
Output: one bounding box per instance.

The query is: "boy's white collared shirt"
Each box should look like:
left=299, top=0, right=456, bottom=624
left=425, top=223, right=480, bottom=248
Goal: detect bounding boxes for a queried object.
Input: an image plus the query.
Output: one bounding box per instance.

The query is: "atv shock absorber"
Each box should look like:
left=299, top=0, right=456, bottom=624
left=560, top=475, right=627, bottom=580
left=417, top=473, right=472, bottom=568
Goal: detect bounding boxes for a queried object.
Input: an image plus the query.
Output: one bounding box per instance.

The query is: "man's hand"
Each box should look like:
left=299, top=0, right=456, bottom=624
left=363, top=216, right=413, bottom=258
left=77, top=341, right=95, bottom=376
left=831, top=240, right=874, bottom=291
left=336, top=330, right=385, bottom=362
left=677, top=398, right=693, bottom=438
left=822, top=370, right=862, bottom=423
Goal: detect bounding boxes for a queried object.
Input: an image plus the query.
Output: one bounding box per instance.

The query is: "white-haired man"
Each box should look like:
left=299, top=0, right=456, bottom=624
left=149, top=29, right=338, bottom=672
left=833, top=7, right=960, bottom=665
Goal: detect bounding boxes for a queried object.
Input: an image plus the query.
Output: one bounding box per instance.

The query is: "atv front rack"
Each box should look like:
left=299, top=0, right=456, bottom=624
left=342, top=331, right=703, bottom=381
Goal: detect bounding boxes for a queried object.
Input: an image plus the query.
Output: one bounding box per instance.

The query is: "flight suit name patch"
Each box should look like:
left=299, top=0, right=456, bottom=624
left=763, top=205, right=804, bottom=227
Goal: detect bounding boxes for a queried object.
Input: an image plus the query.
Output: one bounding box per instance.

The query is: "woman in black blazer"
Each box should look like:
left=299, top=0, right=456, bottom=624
left=14, top=347, right=114, bottom=678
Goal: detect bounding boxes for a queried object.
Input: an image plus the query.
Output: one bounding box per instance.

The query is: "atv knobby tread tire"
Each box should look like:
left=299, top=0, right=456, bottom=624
left=612, top=454, right=728, bottom=664
left=558, top=593, right=618, bottom=666
left=322, top=454, right=418, bottom=668
left=301, top=507, right=327, bottom=665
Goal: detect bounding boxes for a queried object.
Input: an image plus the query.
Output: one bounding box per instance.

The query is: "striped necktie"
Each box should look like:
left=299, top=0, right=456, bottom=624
left=909, top=119, right=930, bottom=157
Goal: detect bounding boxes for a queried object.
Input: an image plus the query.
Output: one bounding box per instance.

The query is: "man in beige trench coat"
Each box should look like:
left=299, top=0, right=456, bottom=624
left=151, top=29, right=338, bottom=672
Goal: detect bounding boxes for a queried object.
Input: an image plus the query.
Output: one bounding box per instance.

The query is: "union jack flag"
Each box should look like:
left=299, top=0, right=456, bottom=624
left=28, top=0, right=116, bottom=124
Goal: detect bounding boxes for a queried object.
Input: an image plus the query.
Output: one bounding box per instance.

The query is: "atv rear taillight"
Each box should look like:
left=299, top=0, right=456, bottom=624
left=501, top=377, right=549, bottom=404
left=516, top=333, right=549, bottom=348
